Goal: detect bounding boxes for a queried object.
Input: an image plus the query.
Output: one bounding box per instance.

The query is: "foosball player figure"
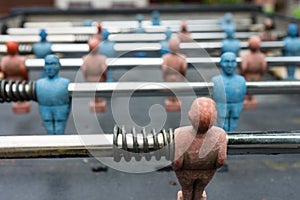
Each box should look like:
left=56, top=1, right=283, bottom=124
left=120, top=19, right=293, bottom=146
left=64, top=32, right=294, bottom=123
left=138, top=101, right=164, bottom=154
left=282, top=23, right=300, bottom=80
left=241, top=36, right=267, bottom=109
left=0, top=41, right=31, bottom=114
left=90, top=21, right=102, bottom=42
left=36, top=55, right=71, bottom=134
left=135, top=14, right=145, bottom=33
left=221, top=25, right=241, bottom=56
left=259, top=17, right=278, bottom=55
left=160, top=27, right=172, bottom=56
left=81, top=38, right=107, bottom=113
left=172, top=97, right=227, bottom=200
left=219, top=12, right=236, bottom=32
left=152, top=10, right=160, bottom=26
left=212, top=52, right=246, bottom=132
left=133, top=14, right=147, bottom=57
left=161, top=38, right=187, bottom=112
left=177, top=21, right=192, bottom=42
left=259, top=17, right=277, bottom=42
left=32, top=29, right=53, bottom=77
left=32, top=29, right=52, bottom=59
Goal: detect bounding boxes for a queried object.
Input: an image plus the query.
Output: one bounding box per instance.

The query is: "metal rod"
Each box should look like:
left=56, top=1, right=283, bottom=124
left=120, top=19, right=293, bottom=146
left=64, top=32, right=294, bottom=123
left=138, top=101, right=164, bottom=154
left=7, top=27, right=99, bottom=35
left=227, top=131, right=300, bottom=155
left=0, top=32, right=257, bottom=44
left=0, top=131, right=298, bottom=159
left=180, top=41, right=285, bottom=50
left=10, top=18, right=253, bottom=35
left=68, top=81, right=300, bottom=97
left=24, top=56, right=300, bottom=71
left=7, top=24, right=252, bottom=35
left=1, top=81, right=299, bottom=103
left=23, top=18, right=252, bottom=28
left=0, top=41, right=285, bottom=54
left=65, top=40, right=283, bottom=51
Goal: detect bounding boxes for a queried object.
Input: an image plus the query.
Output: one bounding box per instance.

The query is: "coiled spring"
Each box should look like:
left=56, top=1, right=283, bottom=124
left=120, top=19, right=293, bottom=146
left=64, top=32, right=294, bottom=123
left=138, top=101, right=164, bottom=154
left=75, top=35, right=90, bottom=43
left=19, top=44, right=32, bottom=54
left=0, top=80, right=37, bottom=103
left=113, top=125, right=174, bottom=162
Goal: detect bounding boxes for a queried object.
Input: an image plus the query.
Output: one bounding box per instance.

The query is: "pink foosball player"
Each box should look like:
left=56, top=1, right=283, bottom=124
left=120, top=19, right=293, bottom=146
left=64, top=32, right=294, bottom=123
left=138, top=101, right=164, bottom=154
left=177, top=21, right=193, bottom=42
left=81, top=38, right=107, bottom=113
left=164, top=96, right=182, bottom=112
left=89, top=98, right=106, bottom=113
left=172, top=97, right=227, bottom=200
left=241, top=36, right=267, bottom=110
left=0, top=41, right=31, bottom=114
left=161, top=38, right=187, bottom=112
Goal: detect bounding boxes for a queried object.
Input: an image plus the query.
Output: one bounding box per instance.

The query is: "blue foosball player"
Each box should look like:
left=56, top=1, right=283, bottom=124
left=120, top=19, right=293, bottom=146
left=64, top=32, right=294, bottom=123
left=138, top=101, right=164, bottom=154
left=283, top=23, right=300, bottom=80
left=151, top=10, right=160, bottom=26
left=221, top=25, right=240, bottom=56
left=32, top=29, right=52, bottom=77
left=159, top=27, right=172, bottom=56
left=212, top=52, right=246, bottom=132
left=219, top=12, right=236, bottom=32
left=32, top=29, right=52, bottom=59
left=36, top=55, right=71, bottom=134
left=134, top=14, right=145, bottom=33
left=134, top=14, right=147, bottom=57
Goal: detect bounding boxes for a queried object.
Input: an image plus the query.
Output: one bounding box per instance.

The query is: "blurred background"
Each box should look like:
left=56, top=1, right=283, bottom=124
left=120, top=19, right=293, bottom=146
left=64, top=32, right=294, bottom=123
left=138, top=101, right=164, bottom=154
left=0, top=0, right=294, bottom=17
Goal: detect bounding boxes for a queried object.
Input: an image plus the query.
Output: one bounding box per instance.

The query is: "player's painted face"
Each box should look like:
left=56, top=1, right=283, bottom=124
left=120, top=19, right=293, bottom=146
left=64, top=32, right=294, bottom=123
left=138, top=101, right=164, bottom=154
left=288, top=24, right=298, bottom=37
left=221, top=52, right=237, bottom=76
left=44, top=55, right=60, bottom=78
left=39, top=29, right=47, bottom=40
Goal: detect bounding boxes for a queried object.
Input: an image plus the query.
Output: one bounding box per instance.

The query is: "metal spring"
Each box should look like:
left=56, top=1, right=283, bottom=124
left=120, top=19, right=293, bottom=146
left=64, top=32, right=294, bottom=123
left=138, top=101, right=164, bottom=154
left=113, top=125, right=174, bottom=162
left=0, top=80, right=37, bottom=103
left=75, top=34, right=90, bottom=42
left=19, top=44, right=32, bottom=53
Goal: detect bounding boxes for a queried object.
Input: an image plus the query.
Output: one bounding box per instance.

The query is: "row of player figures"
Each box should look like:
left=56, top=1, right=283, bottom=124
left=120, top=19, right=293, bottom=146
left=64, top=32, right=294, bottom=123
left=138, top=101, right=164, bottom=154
left=5, top=12, right=252, bottom=34
left=0, top=46, right=273, bottom=133
left=0, top=15, right=298, bottom=122
left=0, top=12, right=297, bottom=126
left=0, top=11, right=269, bottom=45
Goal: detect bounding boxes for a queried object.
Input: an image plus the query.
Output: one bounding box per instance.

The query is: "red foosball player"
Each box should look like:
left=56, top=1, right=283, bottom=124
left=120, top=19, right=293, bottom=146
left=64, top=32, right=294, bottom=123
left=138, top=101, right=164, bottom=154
left=172, top=97, right=227, bottom=200
left=177, top=21, right=193, bottom=43
left=241, top=36, right=267, bottom=110
left=161, top=38, right=187, bottom=112
left=0, top=41, right=30, bottom=114
left=81, top=38, right=107, bottom=113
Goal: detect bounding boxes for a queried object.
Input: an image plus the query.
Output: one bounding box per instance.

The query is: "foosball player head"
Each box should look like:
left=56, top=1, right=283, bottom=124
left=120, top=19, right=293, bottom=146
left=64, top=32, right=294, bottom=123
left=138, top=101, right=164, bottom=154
left=89, top=98, right=106, bottom=113
left=164, top=97, right=181, bottom=112
left=12, top=102, right=31, bottom=114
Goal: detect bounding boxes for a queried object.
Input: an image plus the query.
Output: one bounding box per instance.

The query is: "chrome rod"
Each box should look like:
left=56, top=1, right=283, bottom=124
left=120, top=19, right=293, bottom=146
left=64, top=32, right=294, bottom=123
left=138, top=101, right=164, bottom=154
left=68, top=82, right=213, bottom=97
left=24, top=56, right=300, bottom=70
left=23, top=18, right=252, bottom=29
left=2, top=81, right=299, bottom=103
left=9, top=22, right=252, bottom=35
left=0, top=131, right=298, bottom=159
left=228, top=131, right=300, bottom=155
left=0, top=41, right=285, bottom=54
left=68, top=81, right=300, bottom=97
left=0, top=32, right=257, bottom=43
